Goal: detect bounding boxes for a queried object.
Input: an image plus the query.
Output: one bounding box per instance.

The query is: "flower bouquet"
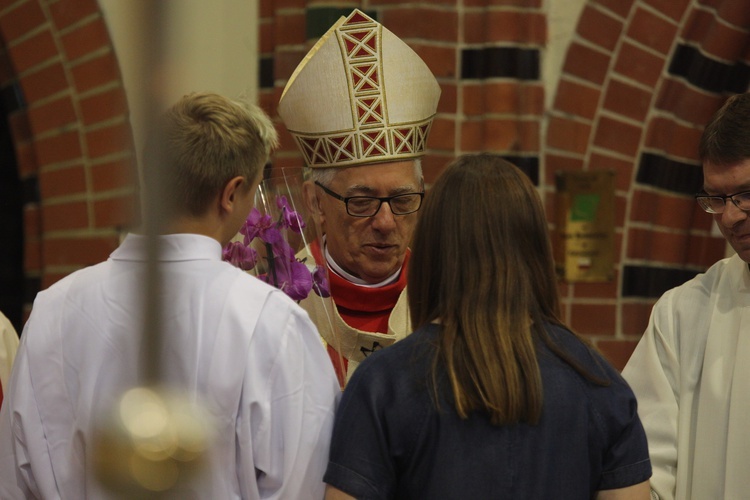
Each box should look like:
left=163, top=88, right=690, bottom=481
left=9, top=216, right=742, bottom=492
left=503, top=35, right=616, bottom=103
left=222, top=168, right=345, bottom=387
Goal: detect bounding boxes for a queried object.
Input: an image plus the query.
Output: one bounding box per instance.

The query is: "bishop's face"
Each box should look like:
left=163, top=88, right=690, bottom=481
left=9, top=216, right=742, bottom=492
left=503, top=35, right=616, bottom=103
left=314, top=161, right=422, bottom=284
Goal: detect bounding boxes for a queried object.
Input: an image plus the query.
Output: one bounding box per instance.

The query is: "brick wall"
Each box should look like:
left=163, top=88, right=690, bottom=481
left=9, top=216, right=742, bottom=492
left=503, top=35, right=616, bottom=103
left=0, top=0, right=137, bottom=321
left=261, top=0, right=747, bottom=369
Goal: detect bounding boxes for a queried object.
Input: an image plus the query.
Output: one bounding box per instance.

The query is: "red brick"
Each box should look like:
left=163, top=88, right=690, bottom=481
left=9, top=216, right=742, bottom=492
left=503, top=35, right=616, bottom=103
left=436, top=82, right=457, bottom=114
left=86, top=122, right=134, bottom=159
left=24, top=205, right=41, bottom=239
left=412, top=43, right=456, bottom=79
left=627, top=7, right=678, bottom=55
left=8, top=29, right=57, bottom=73
left=427, top=118, right=455, bottom=151
left=545, top=154, right=584, bottom=186
left=553, top=79, right=601, bottom=120
left=464, top=119, right=539, bottom=152
left=260, top=22, right=273, bottom=54
left=628, top=227, right=690, bottom=263
left=587, top=153, right=635, bottom=191
left=39, top=164, right=86, bottom=199
left=16, top=141, right=38, bottom=176
left=272, top=0, right=304, bottom=8
left=382, top=8, right=458, bottom=43
left=24, top=238, right=41, bottom=272
left=28, top=96, right=77, bottom=135
left=573, top=272, right=619, bottom=299
left=91, top=158, right=137, bottom=192
left=596, top=340, right=639, bottom=371
left=34, top=130, right=83, bottom=166
left=593, top=116, right=642, bottom=157
left=0, top=50, right=14, bottom=85
left=603, top=79, right=651, bottom=121
left=547, top=116, right=591, bottom=155
left=43, top=235, right=119, bottom=267
left=577, top=5, right=622, bottom=52
left=19, top=62, right=68, bottom=103
left=621, top=302, right=655, bottom=336
left=464, top=11, right=545, bottom=45
left=630, top=189, right=698, bottom=231
left=686, top=234, right=727, bottom=268
left=645, top=116, right=703, bottom=159
left=8, top=111, right=31, bottom=143
left=570, top=303, right=617, bottom=335
left=79, top=87, right=128, bottom=126
left=465, top=82, right=544, bottom=116
left=655, top=78, right=724, bottom=126
left=60, top=17, right=110, bottom=61
left=48, top=0, right=99, bottom=30
left=94, top=194, right=139, bottom=228
left=464, top=0, right=542, bottom=5
left=274, top=48, right=308, bottom=81
left=562, top=42, right=610, bottom=85
left=70, top=51, right=120, bottom=93
left=592, top=0, right=635, bottom=18
left=274, top=12, right=305, bottom=46
left=421, top=152, right=452, bottom=184
left=701, top=18, right=748, bottom=61
left=717, top=0, right=750, bottom=28
left=460, top=120, right=483, bottom=151
left=644, top=0, right=690, bottom=21
left=41, top=200, right=89, bottom=231
left=259, top=0, right=275, bottom=17
left=613, top=42, right=665, bottom=88
left=0, top=1, right=46, bottom=44
left=680, top=8, right=712, bottom=44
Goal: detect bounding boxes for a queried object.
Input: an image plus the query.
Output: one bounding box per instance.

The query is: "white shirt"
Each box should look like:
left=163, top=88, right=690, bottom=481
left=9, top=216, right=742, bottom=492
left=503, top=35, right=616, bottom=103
left=0, top=233, right=340, bottom=499
left=623, top=253, right=750, bottom=500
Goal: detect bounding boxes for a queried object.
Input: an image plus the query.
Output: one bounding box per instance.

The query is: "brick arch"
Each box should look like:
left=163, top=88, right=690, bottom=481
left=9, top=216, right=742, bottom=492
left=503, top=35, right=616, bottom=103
left=547, top=0, right=750, bottom=365
left=0, top=0, right=137, bottom=314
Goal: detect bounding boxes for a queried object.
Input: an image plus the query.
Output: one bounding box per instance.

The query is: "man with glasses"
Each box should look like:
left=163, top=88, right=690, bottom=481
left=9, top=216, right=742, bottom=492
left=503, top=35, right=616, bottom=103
left=623, top=92, right=750, bottom=499
left=278, top=9, right=440, bottom=383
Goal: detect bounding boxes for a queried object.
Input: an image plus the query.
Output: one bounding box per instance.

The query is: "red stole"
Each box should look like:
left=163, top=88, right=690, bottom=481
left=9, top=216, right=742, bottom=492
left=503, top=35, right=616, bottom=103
left=309, top=241, right=409, bottom=378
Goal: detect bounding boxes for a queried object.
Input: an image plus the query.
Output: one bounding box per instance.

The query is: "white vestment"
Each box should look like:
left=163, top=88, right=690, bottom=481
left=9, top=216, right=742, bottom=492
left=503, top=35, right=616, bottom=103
left=0, top=233, right=340, bottom=499
left=623, top=253, right=750, bottom=500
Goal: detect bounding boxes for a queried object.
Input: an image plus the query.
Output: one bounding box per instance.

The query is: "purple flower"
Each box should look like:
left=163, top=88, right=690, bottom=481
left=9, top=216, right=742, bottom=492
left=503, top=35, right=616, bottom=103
left=311, top=265, right=330, bottom=298
left=241, top=208, right=274, bottom=245
left=222, top=241, right=258, bottom=271
left=277, top=195, right=306, bottom=233
left=262, top=256, right=313, bottom=301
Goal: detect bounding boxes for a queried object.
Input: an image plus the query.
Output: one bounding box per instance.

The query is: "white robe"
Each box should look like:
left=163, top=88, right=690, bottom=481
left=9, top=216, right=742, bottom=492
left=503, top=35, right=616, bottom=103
left=0, top=233, right=340, bottom=499
left=622, top=253, right=750, bottom=500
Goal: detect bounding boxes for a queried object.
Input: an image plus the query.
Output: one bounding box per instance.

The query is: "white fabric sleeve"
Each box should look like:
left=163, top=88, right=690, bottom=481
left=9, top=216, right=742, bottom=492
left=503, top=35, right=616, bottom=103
left=236, top=291, right=340, bottom=500
left=622, top=298, right=680, bottom=500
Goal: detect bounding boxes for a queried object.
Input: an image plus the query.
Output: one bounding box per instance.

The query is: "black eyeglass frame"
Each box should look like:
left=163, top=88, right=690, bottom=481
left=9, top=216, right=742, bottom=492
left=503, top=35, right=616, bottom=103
left=314, top=180, right=425, bottom=218
left=695, top=190, right=750, bottom=214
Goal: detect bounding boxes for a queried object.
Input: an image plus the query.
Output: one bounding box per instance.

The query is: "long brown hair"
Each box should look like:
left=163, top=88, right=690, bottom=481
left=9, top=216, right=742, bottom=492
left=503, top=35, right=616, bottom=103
left=408, top=153, right=606, bottom=425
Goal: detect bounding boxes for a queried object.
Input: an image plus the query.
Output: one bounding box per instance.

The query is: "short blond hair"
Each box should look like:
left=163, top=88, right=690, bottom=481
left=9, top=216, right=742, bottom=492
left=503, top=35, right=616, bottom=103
left=142, top=92, right=279, bottom=217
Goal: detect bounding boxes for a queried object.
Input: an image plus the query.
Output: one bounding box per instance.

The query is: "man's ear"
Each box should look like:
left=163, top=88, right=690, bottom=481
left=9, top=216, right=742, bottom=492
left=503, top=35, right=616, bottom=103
left=302, top=180, right=325, bottom=225
left=220, top=175, right=246, bottom=214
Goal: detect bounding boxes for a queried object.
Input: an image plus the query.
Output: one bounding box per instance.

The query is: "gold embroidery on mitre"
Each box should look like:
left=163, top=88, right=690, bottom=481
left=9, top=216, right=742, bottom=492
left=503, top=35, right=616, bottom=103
left=280, top=9, right=440, bottom=168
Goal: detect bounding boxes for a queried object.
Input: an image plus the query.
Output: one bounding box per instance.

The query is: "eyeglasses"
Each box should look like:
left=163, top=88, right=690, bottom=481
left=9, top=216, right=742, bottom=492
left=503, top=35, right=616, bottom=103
left=314, top=181, right=424, bottom=218
left=695, top=190, right=750, bottom=214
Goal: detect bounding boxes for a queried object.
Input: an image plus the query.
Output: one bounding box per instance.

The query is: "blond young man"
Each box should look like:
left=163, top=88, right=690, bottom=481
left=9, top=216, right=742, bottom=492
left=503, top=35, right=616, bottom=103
left=0, top=92, right=339, bottom=499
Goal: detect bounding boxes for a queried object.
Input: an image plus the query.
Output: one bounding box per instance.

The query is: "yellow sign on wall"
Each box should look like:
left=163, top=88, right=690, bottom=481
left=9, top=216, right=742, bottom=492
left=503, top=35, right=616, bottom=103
left=555, top=170, right=615, bottom=282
